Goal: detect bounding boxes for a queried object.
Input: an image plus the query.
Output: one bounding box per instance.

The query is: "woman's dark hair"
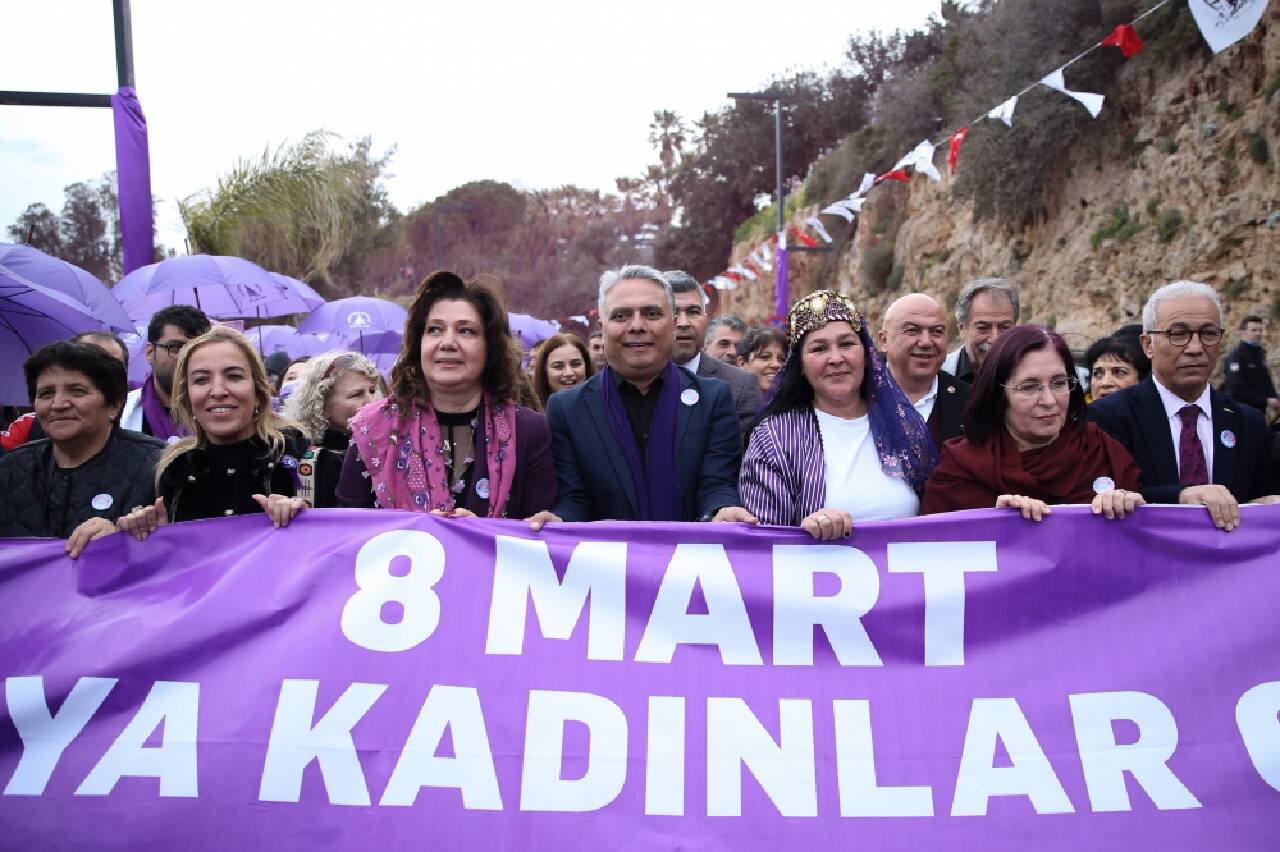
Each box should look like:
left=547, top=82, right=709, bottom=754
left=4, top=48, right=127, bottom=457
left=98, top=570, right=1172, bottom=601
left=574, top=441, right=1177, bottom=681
left=963, top=325, right=1087, bottom=446
left=1084, top=335, right=1150, bottom=381
left=24, top=340, right=128, bottom=409
left=532, top=332, right=593, bottom=406
left=391, top=270, right=522, bottom=409
left=755, top=320, right=873, bottom=427
left=736, top=327, right=787, bottom=362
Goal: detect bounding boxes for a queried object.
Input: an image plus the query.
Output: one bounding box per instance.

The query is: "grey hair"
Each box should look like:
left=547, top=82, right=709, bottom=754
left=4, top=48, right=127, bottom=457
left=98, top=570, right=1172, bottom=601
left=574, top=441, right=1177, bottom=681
left=1142, top=281, right=1224, bottom=332
left=282, top=350, right=384, bottom=443
left=598, top=265, right=675, bottom=317
left=662, top=270, right=709, bottom=306
left=704, top=313, right=748, bottom=346
left=955, top=277, right=1021, bottom=326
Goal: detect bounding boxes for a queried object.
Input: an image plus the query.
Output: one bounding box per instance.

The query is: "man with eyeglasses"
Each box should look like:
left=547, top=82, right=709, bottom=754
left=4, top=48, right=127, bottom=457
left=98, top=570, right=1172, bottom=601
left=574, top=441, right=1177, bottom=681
left=664, top=270, right=762, bottom=439
left=1090, top=281, right=1280, bottom=530
left=119, top=305, right=212, bottom=441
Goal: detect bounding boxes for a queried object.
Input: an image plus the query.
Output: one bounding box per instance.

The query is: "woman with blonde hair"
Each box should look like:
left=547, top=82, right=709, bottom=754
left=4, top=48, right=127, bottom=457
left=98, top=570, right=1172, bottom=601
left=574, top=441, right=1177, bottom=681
left=282, top=350, right=383, bottom=507
left=117, top=326, right=310, bottom=538
left=532, top=332, right=593, bottom=407
left=336, top=270, right=556, bottom=517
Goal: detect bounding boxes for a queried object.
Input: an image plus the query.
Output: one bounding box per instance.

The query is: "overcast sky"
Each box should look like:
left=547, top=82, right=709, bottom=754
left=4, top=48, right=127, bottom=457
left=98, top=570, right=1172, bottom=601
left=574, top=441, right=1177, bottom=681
left=2, top=1, right=940, bottom=257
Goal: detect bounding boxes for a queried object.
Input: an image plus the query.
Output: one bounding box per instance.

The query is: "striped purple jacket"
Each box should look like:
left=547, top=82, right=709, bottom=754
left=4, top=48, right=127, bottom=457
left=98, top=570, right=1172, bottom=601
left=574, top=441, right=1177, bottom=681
left=739, top=408, right=827, bottom=525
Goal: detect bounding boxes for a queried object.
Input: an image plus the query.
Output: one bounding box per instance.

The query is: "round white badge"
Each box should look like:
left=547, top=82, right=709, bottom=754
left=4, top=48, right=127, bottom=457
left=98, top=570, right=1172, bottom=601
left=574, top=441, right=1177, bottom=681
left=680, top=388, right=700, bottom=406
left=1091, top=476, right=1115, bottom=495
left=166, top=435, right=182, bottom=445
left=91, top=493, right=114, bottom=511
left=1220, top=430, right=1236, bottom=449
left=475, top=477, right=490, bottom=499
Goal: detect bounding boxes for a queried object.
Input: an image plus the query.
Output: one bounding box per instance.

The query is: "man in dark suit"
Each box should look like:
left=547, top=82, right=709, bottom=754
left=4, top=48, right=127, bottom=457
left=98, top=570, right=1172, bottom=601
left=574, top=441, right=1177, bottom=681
left=1090, top=281, right=1280, bottom=531
left=663, top=270, right=763, bottom=439
left=877, top=293, right=970, bottom=446
left=530, top=265, right=755, bottom=526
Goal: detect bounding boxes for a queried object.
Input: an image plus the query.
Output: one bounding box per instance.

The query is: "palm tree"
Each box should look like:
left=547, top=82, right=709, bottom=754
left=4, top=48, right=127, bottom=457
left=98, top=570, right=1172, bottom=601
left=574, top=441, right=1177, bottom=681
left=178, top=131, right=370, bottom=296
left=647, top=110, right=688, bottom=174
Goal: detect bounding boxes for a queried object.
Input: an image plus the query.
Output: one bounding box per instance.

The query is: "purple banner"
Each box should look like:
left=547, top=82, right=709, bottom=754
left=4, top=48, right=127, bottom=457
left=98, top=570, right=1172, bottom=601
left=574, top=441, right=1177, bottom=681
left=773, top=236, right=789, bottom=319
left=1, top=507, right=1278, bottom=849
left=110, top=86, right=155, bottom=275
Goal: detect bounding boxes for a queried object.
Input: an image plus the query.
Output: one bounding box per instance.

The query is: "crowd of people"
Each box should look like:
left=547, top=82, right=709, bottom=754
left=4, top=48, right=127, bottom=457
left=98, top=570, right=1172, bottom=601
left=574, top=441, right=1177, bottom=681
left=1, top=264, right=1277, bottom=557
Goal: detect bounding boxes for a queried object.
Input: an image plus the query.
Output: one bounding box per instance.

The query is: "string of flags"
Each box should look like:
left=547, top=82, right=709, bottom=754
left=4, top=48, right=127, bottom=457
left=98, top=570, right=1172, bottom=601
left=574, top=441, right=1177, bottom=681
left=699, top=0, right=1268, bottom=302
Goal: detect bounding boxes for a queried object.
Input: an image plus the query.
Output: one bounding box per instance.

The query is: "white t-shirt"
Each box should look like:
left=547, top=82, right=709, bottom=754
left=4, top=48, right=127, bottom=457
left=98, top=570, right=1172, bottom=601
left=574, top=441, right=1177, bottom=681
left=815, top=409, right=920, bottom=521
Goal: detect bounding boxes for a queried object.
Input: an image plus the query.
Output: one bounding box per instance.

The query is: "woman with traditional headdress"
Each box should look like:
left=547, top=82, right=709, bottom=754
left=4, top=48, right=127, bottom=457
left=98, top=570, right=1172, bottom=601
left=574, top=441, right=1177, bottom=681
left=739, top=290, right=938, bottom=540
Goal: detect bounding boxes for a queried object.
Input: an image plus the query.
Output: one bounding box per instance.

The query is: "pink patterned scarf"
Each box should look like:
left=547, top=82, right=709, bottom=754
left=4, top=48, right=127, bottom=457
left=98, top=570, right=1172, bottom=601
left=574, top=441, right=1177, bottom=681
left=349, top=395, right=517, bottom=516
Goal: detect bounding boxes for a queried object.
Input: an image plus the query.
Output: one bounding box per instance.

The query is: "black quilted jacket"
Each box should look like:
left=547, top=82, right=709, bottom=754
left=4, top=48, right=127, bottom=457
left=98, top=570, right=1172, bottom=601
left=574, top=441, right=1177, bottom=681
left=158, top=430, right=309, bottom=523
left=0, top=428, right=165, bottom=539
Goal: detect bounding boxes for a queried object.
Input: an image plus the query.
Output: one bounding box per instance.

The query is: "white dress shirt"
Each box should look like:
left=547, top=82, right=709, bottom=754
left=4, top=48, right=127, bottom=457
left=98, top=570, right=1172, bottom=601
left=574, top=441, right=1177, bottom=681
left=911, top=376, right=940, bottom=422
left=1152, top=377, right=1214, bottom=476
left=680, top=352, right=702, bottom=375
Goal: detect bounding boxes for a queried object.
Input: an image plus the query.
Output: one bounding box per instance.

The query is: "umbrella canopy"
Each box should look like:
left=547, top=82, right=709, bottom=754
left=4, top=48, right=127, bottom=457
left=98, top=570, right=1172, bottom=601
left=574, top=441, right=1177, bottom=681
left=297, top=296, right=407, bottom=340
left=112, top=256, right=309, bottom=322
left=268, top=273, right=325, bottom=310
left=121, top=331, right=149, bottom=390
left=508, top=312, right=560, bottom=349
left=245, top=325, right=335, bottom=359
left=0, top=243, right=134, bottom=332
left=0, top=265, right=110, bottom=404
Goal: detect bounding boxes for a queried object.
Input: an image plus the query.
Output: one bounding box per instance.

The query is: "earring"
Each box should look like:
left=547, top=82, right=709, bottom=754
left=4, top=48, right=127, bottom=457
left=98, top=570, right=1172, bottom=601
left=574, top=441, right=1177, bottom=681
left=253, top=406, right=261, bottom=416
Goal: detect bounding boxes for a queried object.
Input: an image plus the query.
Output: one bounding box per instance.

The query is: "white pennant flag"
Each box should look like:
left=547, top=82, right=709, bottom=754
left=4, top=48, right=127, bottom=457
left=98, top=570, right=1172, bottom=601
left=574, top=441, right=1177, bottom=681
left=1189, top=0, right=1268, bottom=54
left=821, top=204, right=856, bottom=222
left=841, top=195, right=866, bottom=212
left=759, top=242, right=772, bottom=263
left=719, top=276, right=738, bottom=290
left=858, top=172, right=876, bottom=194
left=805, top=216, right=833, bottom=243
left=1040, top=68, right=1104, bottom=118
left=900, top=140, right=941, bottom=181
left=730, top=263, right=756, bottom=281
left=986, top=95, right=1018, bottom=127
left=751, top=248, right=772, bottom=272
left=570, top=315, right=588, bottom=325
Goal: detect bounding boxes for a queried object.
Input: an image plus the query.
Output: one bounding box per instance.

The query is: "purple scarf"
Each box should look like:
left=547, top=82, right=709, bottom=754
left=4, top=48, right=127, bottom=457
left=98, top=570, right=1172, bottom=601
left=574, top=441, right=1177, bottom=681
left=139, top=374, right=186, bottom=441
left=599, top=363, right=682, bottom=521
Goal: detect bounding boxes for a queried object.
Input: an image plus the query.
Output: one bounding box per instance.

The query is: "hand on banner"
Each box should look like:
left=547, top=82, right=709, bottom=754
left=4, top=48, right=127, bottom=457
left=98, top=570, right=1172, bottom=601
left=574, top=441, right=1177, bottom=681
left=1250, top=495, right=1280, bottom=506
left=527, top=510, right=562, bottom=532
left=252, top=493, right=307, bottom=528
left=996, top=493, right=1051, bottom=521
left=1091, top=488, right=1144, bottom=520
left=712, top=506, right=759, bottom=525
left=65, top=517, right=118, bottom=559
left=1179, top=484, right=1239, bottom=531
left=117, top=497, right=169, bottom=540
left=430, top=508, right=478, bottom=519
left=801, top=508, right=853, bottom=541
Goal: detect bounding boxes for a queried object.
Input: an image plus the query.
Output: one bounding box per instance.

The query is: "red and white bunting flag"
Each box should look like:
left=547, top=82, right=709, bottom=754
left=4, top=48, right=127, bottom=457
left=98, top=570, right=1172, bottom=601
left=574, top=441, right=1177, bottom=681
left=1041, top=68, right=1104, bottom=117
left=897, top=139, right=941, bottom=181
left=858, top=172, right=876, bottom=194
left=759, top=242, right=772, bottom=263
left=743, top=258, right=763, bottom=277
left=842, top=195, right=866, bottom=212
left=805, top=216, right=833, bottom=243
left=790, top=226, right=819, bottom=248
left=948, top=126, right=970, bottom=174
left=570, top=315, right=588, bottom=325
left=820, top=203, right=856, bottom=222
left=878, top=168, right=911, bottom=184
left=1189, top=0, right=1267, bottom=54
left=730, top=263, right=756, bottom=281
left=986, top=95, right=1018, bottom=127
left=724, top=270, right=743, bottom=282
left=1100, top=24, right=1144, bottom=58
left=750, top=247, right=772, bottom=272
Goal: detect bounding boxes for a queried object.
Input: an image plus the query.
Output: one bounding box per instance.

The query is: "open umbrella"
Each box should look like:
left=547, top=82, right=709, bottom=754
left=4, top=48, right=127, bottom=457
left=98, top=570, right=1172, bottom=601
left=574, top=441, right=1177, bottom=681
left=268, top=273, right=325, bottom=310
left=0, top=265, right=110, bottom=404
left=245, top=325, right=335, bottom=358
left=112, top=255, right=305, bottom=322
left=0, top=243, right=134, bottom=332
left=297, top=297, right=408, bottom=350
left=508, top=312, right=560, bottom=349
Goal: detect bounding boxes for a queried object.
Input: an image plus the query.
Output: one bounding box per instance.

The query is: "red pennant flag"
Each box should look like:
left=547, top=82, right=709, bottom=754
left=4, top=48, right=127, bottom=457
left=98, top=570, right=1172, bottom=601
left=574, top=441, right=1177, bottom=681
left=948, top=126, right=970, bottom=175
left=789, top=225, right=819, bottom=248
left=1101, top=24, right=1143, bottom=58
left=724, top=270, right=743, bottom=282
left=878, top=168, right=911, bottom=184
left=743, top=258, right=763, bottom=276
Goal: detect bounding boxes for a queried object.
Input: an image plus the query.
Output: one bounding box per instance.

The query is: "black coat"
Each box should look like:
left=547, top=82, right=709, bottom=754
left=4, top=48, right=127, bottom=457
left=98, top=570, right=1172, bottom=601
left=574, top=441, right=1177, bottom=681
left=927, top=369, right=970, bottom=447
left=1088, top=378, right=1279, bottom=503
left=159, top=430, right=310, bottom=523
left=0, top=428, right=164, bottom=538
left=1223, top=342, right=1277, bottom=412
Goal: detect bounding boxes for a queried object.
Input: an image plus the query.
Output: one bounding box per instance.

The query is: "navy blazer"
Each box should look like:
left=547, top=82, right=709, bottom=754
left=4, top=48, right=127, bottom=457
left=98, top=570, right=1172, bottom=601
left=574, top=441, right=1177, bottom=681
left=545, top=367, right=743, bottom=521
left=1088, top=377, right=1279, bottom=504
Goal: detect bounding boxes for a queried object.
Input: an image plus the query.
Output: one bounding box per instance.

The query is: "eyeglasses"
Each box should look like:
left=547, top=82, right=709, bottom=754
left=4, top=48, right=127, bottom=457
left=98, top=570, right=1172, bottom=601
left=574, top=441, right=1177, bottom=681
left=150, top=340, right=187, bottom=357
left=1147, top=325, right=1223, bottom=347
left=1001, top=376, right=1079, bottom=398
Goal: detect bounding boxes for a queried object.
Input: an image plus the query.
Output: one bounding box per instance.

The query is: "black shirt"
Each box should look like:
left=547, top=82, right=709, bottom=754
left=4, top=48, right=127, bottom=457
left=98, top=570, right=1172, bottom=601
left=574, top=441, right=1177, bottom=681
left=615, top=370, right=665, bottom=461
left=952, top=347, right=976, bottom=385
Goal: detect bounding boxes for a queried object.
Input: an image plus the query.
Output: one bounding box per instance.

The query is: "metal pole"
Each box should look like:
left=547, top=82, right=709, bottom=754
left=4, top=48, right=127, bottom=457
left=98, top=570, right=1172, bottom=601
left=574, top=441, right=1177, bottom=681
left=775, top=98, right=784, bottom=236
left=113, top=0, right=136, bottom=88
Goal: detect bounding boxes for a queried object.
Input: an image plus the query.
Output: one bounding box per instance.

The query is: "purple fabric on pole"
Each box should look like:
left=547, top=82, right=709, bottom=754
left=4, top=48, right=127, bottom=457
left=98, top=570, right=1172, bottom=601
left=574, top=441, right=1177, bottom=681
left=773, top=237, right=789, bottom=318
left=111, top=87, right=155, bottom=275
left=2, top=506, right=1279, bottom=849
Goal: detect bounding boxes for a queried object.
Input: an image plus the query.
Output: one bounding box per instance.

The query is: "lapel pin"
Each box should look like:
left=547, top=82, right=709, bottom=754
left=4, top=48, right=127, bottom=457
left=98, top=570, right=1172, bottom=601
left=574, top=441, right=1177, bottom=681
left=1220, top=430, right=1236, bottom=449
left=680, top=388, right=700, bottom=406
left=1092, top=476, right=1115, bottom=495
left=946, top=385, right=956, bottom=394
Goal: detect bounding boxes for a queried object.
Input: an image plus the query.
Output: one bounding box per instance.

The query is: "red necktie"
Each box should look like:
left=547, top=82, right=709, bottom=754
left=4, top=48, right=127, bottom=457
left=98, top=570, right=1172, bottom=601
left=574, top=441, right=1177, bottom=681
left=1177, top=405, right=1209, bottom=487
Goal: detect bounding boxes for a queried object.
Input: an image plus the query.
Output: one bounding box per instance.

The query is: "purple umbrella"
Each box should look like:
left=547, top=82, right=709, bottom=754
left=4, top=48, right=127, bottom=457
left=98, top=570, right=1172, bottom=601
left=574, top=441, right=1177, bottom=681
left=268, top=273, right=325, bottom=310
left=112, top=256, right=306, bottom=322
left=297, top=297, right=407, bottom=349
left=508, top=311, right=560, bottom=348
left=121, top=331, right=149, bottom=390
left=0, top=265, right=110, bottom=404
left=0, top=243, right=134, bottom=332
left=245, top=325, right=335, bottom=358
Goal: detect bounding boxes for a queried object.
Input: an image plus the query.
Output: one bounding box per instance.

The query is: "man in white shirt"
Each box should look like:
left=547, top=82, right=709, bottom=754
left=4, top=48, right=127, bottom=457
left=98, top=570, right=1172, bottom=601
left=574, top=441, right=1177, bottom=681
left=878, top=293, right=969, bottom=445
left=1090, top=281, right=1280, bottom=530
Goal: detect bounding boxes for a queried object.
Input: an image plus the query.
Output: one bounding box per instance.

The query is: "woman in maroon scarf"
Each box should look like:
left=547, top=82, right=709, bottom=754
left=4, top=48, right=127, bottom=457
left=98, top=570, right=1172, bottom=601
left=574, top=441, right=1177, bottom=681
left=922, top=325, right=1143, bottom=521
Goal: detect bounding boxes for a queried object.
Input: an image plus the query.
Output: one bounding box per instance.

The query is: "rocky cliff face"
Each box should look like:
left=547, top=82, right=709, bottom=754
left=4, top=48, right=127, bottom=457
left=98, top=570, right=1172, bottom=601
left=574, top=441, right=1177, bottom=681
left=720, top=8, right=1279, bottom=368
